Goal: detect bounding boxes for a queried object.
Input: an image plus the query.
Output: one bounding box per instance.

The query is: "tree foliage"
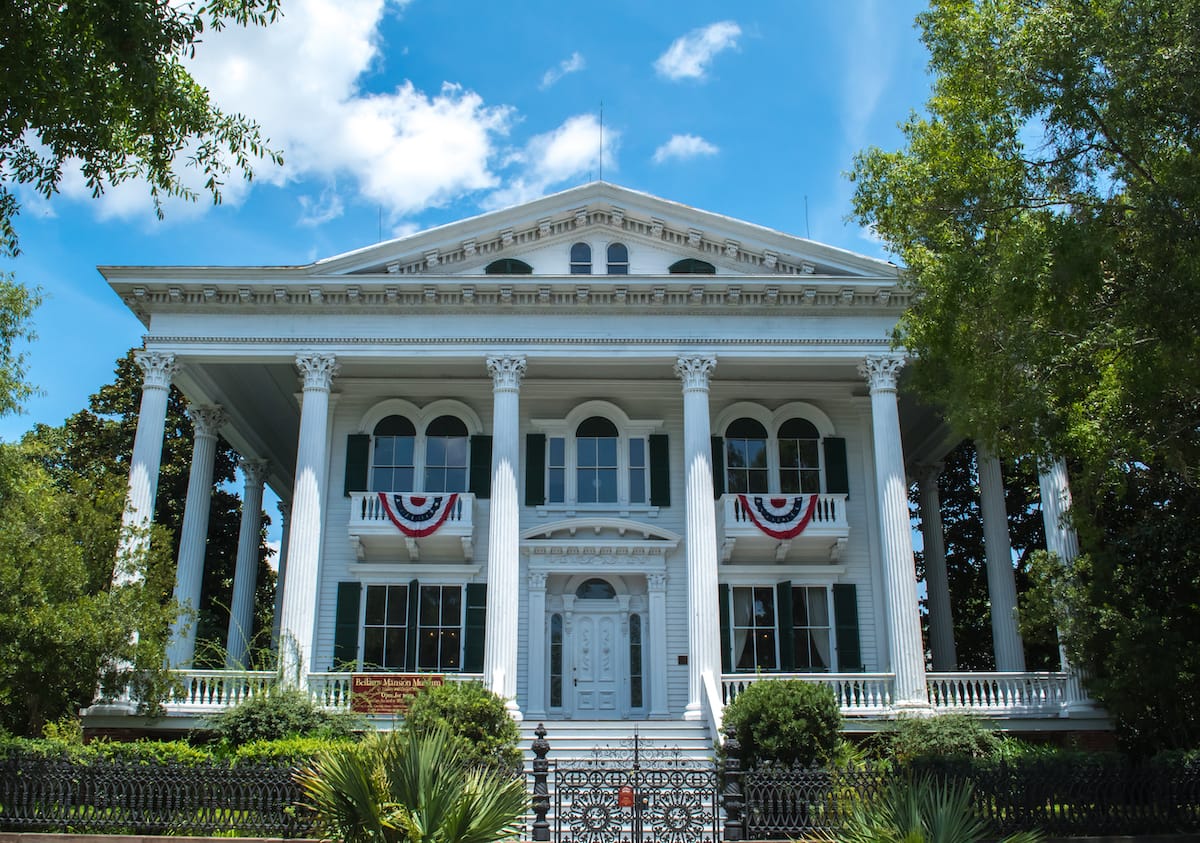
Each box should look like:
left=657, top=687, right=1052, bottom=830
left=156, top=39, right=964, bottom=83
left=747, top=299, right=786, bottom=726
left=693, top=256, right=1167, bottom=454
left=721, top=679, right=843, bottom=769
left=0, top=0, right=283, bottom=255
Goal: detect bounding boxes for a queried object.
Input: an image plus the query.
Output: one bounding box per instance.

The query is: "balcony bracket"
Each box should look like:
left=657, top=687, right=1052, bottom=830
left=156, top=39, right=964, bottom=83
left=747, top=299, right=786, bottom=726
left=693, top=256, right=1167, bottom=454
left=774, top=541, right=791, bottom=562
left=349, top=534, right=365, bottom=561
left=460, top=536, right=474, bottom=560
left=721, top=538, right=736, bottom=562
left=404, top=537, right=420, bottom=561
left=829, top=537, right=848, bottom=562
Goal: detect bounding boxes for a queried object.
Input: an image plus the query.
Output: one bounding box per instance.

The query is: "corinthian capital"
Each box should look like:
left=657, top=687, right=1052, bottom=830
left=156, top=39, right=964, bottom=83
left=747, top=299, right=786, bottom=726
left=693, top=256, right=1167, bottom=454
left=487, top=355, right=527, bottom=391
left=134, top=351, right=178, bottom=390
left=186, top=404, right=226, bottom=440
left=674, top=355, right=717, bottom=391
left=296, top=353, right=339, bottom=390
left=859, top=353, right=906, bottom=392
left=239, top=457, right=270, bottom=489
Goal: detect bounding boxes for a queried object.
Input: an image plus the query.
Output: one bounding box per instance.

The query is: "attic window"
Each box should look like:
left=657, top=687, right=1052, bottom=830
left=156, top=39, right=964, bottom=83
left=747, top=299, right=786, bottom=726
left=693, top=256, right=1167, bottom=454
left=669, top=258, right=716, bottom=275
left=570, top=243, right=592, bottom=275
left=485, top=259, right=533, bottom=274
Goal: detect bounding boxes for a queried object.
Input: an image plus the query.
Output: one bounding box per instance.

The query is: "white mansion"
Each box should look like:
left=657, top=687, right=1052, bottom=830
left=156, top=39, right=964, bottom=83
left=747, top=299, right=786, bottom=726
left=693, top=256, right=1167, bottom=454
left=90, top=182, right=1102, bottom=734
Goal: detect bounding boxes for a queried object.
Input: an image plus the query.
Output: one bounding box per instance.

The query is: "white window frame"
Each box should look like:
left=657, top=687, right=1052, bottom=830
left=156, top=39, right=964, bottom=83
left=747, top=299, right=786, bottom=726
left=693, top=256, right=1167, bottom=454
left=720, top=568, right=844, bottom=674
left=714, top=401, right=837, bottom=495
left=533, top=400, right=662, bottom=517
left=359, top=398, right=483, bottom=494
left=357, top=578, right=469, bottom=673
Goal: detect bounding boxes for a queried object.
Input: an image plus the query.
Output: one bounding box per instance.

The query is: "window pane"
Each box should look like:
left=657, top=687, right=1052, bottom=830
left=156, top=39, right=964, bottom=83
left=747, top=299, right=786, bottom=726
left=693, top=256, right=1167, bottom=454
left=726, top=439, right=748, bottom=468
left=597, top=437, right=617, bottom=465
left=779, top=439, right=799, bottom=469
left=747, top=440, right=768, bottom=469
left=386, top=585, right=407, bottom=625
left=578, top=438, right=597, bottom=466
left=445, top=437, right=468, bottom=466
left=426, top=437, right=446, bottom=466
left=441, top=587, right=462, bottom=624
left=395, top=438, right=414, bottom=465
left=549, top=437, right=565, bottom=465
left=548, top=467, right=565, bottom=503
left=397, top=467, right=414, bottom=491
left=748, top=469, right=769, bottom=493
left=385, top=628, right=406, bottom=669
left=799, top=441, right=820, bottom=467
left=365, top=586, right=386, bottom=625
left=363, top=628, right=384, bottom=667
left=440, top=629, right=461, bottom=668
left=597, top=468, right=617, bottom=502
left=630, top=468, right=645, bottom=503
left=420, top=587, right=439, bottom=624
left=629, top=437, right=645, bottom=467
left=447, top=468, right=468, bottom=493
left=754, top=587, right=775, bottom=624
left=419, top=629, right=438, bottom=668
left=374, top=438, right=394, bottom=465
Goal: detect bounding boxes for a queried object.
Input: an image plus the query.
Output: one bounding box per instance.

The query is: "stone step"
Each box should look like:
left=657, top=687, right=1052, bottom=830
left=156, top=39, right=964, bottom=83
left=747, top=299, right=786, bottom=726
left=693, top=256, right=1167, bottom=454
left=519, top=719, right=714, bottom=764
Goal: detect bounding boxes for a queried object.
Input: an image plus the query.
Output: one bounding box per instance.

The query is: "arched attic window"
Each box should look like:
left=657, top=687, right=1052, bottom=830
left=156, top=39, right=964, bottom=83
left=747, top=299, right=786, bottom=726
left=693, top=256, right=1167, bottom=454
left=485, top=258, right=533, bottom=274
left=425, top=415, right=469, bottom=492
left=725, top=417, right=769, bottom=494
left=372, top=415, right=416, bottom=492
left=607, top=243, right=629, bottom=274
left=669, top=258, right=716, bottom=274
left=570, top=242, right=592, bottom=275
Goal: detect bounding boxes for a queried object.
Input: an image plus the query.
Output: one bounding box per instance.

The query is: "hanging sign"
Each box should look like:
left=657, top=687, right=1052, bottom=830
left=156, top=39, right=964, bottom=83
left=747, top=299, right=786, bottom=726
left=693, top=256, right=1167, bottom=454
left=350, top=673, right=444, bottom=714
left=377, top=492, right=458, bottom=537
left=738, top=494, right=819, bottom=539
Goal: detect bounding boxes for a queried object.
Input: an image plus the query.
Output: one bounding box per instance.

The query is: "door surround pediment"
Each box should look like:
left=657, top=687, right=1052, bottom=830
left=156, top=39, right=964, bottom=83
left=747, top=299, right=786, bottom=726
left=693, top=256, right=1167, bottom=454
left=521, top=517, right=678, bottom=575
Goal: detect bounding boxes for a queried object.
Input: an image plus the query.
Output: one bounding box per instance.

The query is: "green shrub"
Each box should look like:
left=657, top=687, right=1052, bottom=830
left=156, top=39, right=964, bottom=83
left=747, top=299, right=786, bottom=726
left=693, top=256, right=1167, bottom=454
left=403, top=681, right=521, bottom=771
left=232, top=735, right=355, bottom=765
left=721, top=679, right=843, bottom=768
left=872, top=714, right=1001, bottom=764
left=209, top=687, right=361, bottom=746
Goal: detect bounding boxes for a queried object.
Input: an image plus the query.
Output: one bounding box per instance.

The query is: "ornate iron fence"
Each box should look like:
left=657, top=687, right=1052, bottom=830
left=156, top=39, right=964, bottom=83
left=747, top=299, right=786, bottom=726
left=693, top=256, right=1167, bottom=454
left=0, top=755, right=314, bottom=837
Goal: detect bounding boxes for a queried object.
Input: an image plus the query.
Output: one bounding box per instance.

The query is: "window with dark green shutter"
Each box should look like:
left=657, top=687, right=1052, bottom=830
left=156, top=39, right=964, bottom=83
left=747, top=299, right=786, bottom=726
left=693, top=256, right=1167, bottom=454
left=469, top=435, right=492, bottom=499
left=344, top=434, right=369, bottom=496
left=824, top=437, right=849, bottom=496
left=718, top=583, right=732, bottom=673
left=649, top=434, right=670, bottom=506
left=833, top=583, right=863, bottom=671
left=333, top=581, right=362, bottom=669
left=462, top=583, right=486, bottom=672
left=710, top=436, right=726, bottom=498
left=526, top=433, right=546, bottom=506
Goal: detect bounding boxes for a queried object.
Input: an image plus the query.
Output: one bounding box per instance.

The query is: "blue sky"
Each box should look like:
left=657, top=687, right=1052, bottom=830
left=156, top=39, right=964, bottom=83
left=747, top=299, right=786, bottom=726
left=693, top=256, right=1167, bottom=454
left=1, top=0, right=932, bottom=445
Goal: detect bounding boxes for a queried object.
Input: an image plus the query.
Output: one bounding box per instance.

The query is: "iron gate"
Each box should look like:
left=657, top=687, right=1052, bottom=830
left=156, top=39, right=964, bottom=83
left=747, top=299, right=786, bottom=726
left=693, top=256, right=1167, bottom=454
left=551, top=729, right=720, bottom=843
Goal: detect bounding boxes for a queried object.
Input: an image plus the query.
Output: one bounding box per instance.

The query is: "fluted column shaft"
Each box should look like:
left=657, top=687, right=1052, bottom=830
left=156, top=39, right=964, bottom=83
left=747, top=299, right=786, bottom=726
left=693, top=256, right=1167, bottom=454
left=526, top=572, right=548, bottom=719
left=226, top=459, right=269, bottom=669
left=483, top=356, right=525, bottom=715
left=917, top=465, right=957, bottom=671
left=675, top=355, right=721, bottom=720
left=279, top=354, right=338, bottom=685
left=977, top=448, right=1026, bottom=671
left=116, top=352, right=177, bottom=583
left=648, top=573, right=670, bottom=718
left=860, top=355, right=928, bottom=706
left=1038, top=457, right=1080, bottom=672
left=271, top=502, right=291, bottom=647
left=166, top=405, right=225, bottom=668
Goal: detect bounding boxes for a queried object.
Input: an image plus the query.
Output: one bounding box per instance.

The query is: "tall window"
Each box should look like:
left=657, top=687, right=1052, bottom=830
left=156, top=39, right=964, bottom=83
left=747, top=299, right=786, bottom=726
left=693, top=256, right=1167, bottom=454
left=576, top=416, right=618, bottom=503
left=362, top=584, right=409, bottom=669
left=418, top=585, right=462, bottom=670
left=362, top=584, right=466, bottom=671
left=629, top=613, right=644, bottom=708
left=779, top=418, right=821, bottom=494
left=791, top=586, right=832, bottom=672
left=607, top=243, right=629, bottom=274
left=371, top=416, right=415, bottom=492
left=570, top=242, right=592, bottom=274
left=725, top=418, right=769, bottom=493
left=424, top=415, right=469, bottom=492
left=730, top=586, right=777, bottom=671
left=550, top=613, right=563, bottom=708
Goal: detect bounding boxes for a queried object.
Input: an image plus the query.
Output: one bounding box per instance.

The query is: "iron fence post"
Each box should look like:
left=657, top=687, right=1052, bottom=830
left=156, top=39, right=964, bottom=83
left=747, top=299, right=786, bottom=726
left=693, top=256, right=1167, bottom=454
left=722, top=723, right=744, bottom=841
left=531, top=722, right=551, bottom=842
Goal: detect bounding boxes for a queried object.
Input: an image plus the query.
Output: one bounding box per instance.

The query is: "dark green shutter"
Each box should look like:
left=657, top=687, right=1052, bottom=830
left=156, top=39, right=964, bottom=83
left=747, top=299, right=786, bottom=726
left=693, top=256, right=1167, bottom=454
left=824, top=437, right=849, bottom=496
left=719, top=583, right=732, bottom=673
left=345, top=434, right=369, bottom=496
left=463, top=583, right=487, bottom=673
left=833, top=583, right=863, bottom=671
left=776, top=581, right=794, bottom=671
left=469, top=435, right=492, bottom=499
left=710, top=436, right=726, bottom=498
left=525, top=433, right=546, bottom=506
left=649, top=434, right=670, bottom=506
left=405, top=579, right=420, bottom=670
left=333, top=581, right=362, bottom=670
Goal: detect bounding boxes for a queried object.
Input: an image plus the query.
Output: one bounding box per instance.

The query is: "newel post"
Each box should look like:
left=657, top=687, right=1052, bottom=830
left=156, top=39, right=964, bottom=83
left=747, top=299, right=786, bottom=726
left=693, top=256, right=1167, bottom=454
left=531, top=722, right=551, bottom=841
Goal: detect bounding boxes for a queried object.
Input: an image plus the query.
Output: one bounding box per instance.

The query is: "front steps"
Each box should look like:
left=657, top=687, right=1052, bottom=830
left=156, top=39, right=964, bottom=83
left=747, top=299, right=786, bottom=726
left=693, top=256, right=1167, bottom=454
left=519, top=718, right=715, bottom=765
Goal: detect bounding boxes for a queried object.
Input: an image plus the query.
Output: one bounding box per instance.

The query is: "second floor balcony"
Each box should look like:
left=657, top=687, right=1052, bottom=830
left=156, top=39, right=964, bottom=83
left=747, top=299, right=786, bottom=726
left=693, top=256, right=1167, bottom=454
left=348, top=491, right=475, bottom=561
left=719, top=493, right=850, bottom=563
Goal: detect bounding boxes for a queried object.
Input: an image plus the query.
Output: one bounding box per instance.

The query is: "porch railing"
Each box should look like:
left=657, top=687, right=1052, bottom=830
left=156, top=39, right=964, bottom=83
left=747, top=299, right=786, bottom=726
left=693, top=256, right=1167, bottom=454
left=927, top=671, right=1078, bottom=715
left=170, top=670, right=277, bottom=712
left=722, top=673, right=896, bottom=716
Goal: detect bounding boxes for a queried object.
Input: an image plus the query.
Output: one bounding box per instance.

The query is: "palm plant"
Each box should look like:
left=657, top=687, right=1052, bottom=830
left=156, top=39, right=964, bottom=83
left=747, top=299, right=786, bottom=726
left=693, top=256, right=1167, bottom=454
left=836, top=774, right=1042, bottom=843
left=295, top=726, right=528, bottom=843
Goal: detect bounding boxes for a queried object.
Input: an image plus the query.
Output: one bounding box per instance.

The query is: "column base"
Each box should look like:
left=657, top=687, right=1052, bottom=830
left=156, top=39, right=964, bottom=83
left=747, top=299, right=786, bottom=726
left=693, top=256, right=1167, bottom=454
left=683, top=702, right=703, bottom=721
left=505, top=698, right=524, bottom=722
left=891, top=700, right=934, bottom=718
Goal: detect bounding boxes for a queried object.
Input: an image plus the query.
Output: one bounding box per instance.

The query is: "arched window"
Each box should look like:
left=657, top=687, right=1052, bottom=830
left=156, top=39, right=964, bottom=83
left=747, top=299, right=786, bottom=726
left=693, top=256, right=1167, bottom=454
left=371, top=415, right=416, bottom=492
left=485, top=258, right=533, bottom=274
left=576, top=578, right=616, bottom=599
left=570, top=242, right=592, bottom=274
left=576, top=416, right=618, bottom=503
left=725, top=418, right=769, bottom=493
left=606, top=243, right=629, bottom=274
left=668, top=258, right=716, bottom=274
left=779, top=417, right=821, bottom=494
left=424, top=415, right=469, bottom=492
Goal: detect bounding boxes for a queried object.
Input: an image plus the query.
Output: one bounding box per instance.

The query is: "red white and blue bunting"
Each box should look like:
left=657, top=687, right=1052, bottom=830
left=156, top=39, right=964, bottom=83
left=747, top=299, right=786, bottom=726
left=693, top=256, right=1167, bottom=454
left=738, top=495, right=819, bottom=540
left=377, top=493, right=458, bottom=538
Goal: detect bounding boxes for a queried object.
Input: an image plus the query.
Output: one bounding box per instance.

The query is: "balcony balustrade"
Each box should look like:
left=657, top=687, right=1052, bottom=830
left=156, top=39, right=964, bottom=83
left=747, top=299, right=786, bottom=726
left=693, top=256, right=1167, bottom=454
left=348, top=491, right=475, bottom=561
left=719, top=493, right=850, bottom=563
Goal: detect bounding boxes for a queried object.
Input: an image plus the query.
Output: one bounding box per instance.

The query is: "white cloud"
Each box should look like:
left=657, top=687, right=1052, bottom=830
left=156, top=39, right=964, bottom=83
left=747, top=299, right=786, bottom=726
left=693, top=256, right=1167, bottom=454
left=297, top=187, right=345, bottom=226
left=59, top=0, right=514, bottom=226
left=540, top=52, right=586, bottom=89
left=654, top=21, right=741, bottom=81
left=485, top=114, right=619, bottom=209
left=652, top=134, right=719, bottom=164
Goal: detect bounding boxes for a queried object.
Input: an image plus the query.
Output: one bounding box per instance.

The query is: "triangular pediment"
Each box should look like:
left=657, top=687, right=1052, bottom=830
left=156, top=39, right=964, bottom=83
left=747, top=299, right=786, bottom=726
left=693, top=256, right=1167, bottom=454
left=311, top=182, right=895, bottom=280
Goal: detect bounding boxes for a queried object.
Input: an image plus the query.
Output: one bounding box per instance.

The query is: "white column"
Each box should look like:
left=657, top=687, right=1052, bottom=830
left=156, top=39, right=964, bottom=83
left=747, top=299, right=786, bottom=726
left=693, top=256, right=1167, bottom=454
left=226, top=458, right=269, bottom=669
left=526, top=571, right=548, bottom=719
left=647, top=572, right=670, bottom=718
left=483, top=355, right=525, bottom=717
left=116, top=351, right=177, bottom=582
left=271, top=501, right=291, bottom=648
left=977, top=447, right=1026, bottom=672
left=675, top=355, right=721, bottom=720
left=1038, top=458, right=1080, bottom=673
left=278, top=354, right=338, bottom=685
left=166, top=404, right=226, bottom=668
left=859, top=354, right=928, bottom=707
left=917, top=464, right=957, bottom=671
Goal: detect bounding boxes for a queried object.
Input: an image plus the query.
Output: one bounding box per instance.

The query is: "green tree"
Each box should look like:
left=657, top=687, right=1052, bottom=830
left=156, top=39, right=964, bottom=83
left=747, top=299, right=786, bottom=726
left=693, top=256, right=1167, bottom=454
left=0, top=0, right=283, bottom=256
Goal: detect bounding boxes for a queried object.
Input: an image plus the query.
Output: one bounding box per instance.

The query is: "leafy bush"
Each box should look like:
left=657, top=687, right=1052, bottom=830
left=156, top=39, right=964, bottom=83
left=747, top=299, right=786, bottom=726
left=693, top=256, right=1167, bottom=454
left=721, top=679, right=843, bottom=768
left=871, top=714, right=1001, bottom=764
left=403, top=681, right=521, bottom=771
left=209, top=687, right=360, bottom=746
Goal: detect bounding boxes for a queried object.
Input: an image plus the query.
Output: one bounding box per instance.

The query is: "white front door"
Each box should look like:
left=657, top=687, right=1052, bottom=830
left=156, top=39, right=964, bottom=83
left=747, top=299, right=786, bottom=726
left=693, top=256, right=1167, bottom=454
left=569, top=606, right=625, bottom=718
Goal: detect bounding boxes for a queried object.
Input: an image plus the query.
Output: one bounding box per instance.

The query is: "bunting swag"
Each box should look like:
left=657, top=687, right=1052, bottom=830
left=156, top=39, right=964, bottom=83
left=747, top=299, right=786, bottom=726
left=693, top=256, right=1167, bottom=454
left=377, top=493, right=459, bottom=537
left=739, top=494, right=819, bottom=539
